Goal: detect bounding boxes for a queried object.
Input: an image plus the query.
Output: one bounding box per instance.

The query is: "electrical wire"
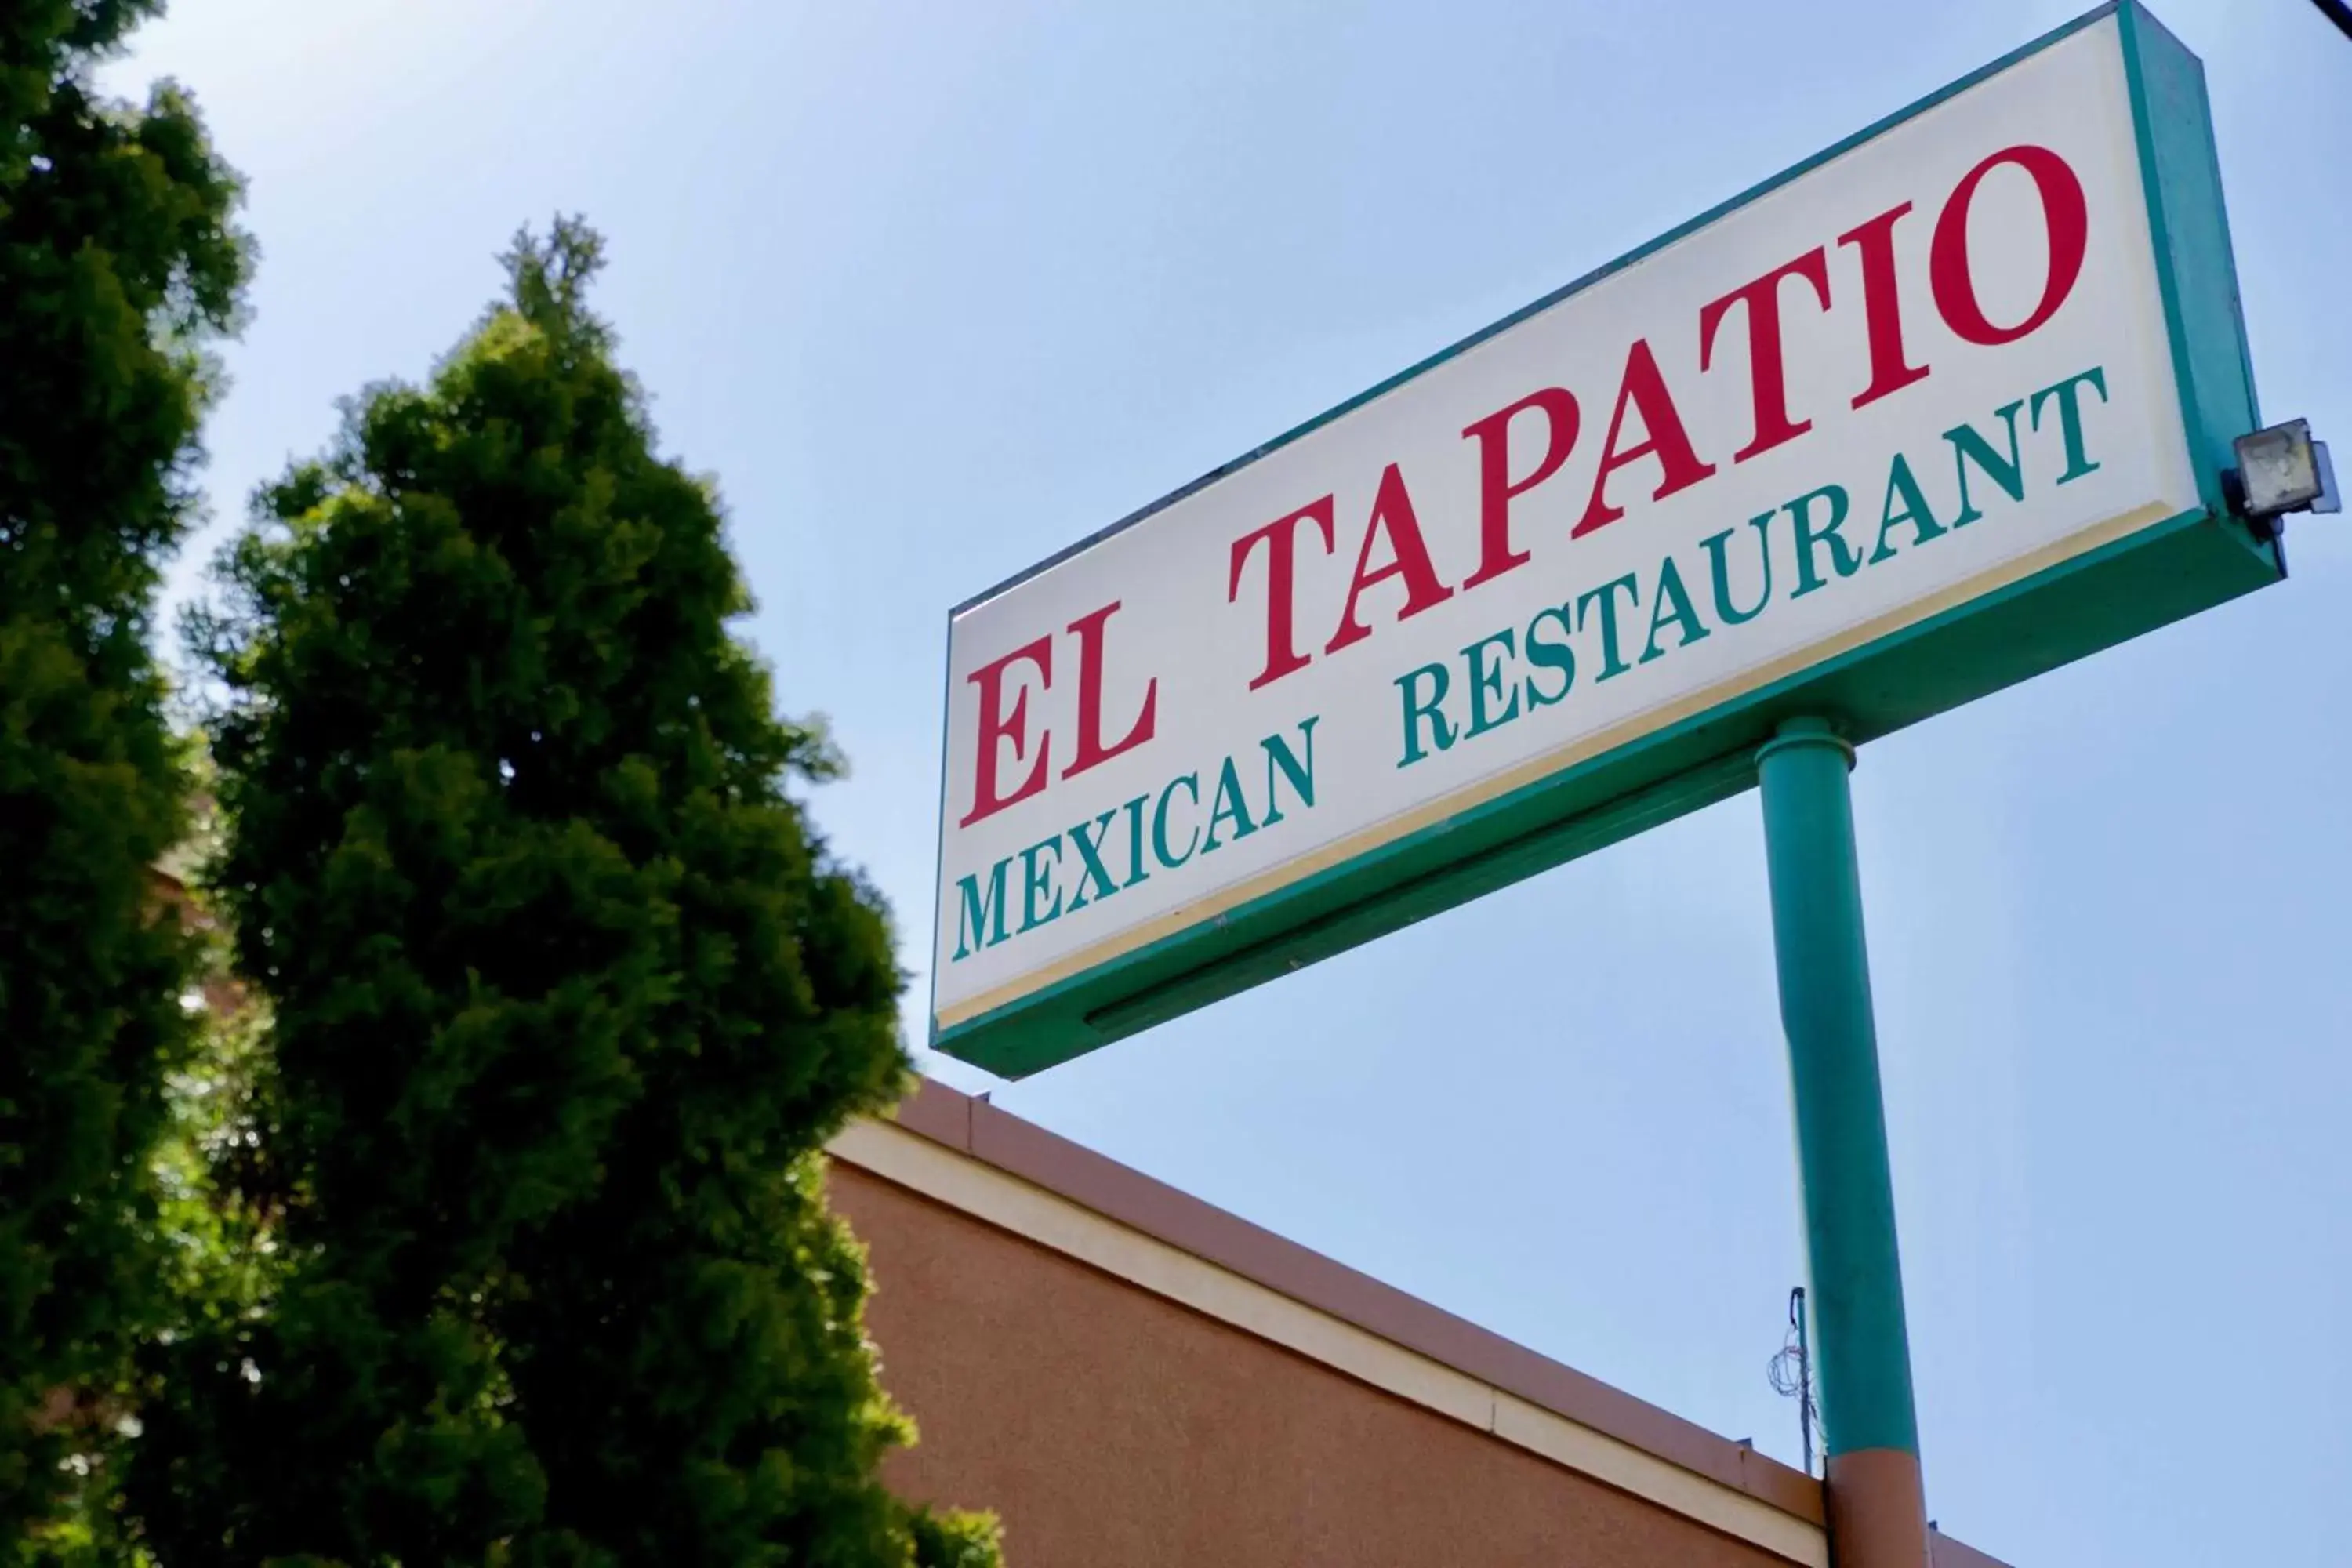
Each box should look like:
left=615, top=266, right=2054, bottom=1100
left=1766, top=1287, right=1824, bottom=1477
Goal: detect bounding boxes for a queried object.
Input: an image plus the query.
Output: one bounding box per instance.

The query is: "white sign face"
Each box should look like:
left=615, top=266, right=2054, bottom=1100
left=933, top=13, right=2208, bottom=1051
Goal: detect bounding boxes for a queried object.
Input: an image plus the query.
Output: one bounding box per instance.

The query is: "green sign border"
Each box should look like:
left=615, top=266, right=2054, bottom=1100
left=931, top=0, right=2278, bottom=1080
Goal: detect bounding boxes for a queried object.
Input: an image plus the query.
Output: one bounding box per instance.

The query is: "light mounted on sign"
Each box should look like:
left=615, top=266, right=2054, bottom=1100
left=2230, top=417, right=2340, bottom=521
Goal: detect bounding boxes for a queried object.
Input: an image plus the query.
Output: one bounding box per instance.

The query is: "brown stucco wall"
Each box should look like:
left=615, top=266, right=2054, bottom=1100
left=833, top=1163, right=1793, bottom=1568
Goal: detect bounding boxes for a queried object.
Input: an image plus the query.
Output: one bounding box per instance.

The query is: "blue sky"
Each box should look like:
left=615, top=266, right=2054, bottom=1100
left=115, top=2, right=2349, bottom=1563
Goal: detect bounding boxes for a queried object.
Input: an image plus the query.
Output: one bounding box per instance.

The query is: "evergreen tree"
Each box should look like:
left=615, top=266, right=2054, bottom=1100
left=0, top=0, right=248, bottom=1554
left=132, top=220, right=999, bottom=1568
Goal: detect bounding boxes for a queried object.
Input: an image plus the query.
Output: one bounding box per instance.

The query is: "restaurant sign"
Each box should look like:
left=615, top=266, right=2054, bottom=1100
left=930, top=3, right=2278, bottom=1077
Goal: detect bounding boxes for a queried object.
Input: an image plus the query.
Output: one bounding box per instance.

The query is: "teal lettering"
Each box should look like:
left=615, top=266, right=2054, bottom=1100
left=1945, top=398, right=2027, bottom=526
left=1203, top=755, right=1257, bottom=852
left=1260, top=718, right=1318, bottom=826
left=1396, top=662, right=1455, bottom=768
left=1640, top=556, right=1710, bottom=663
left=1575, top=573, right=1641, bottom=681
left=1523, top=605, right=1575, bottom=708
left=953, top=858, right=1011, bottom=960
left=1464, top=629, right=1522, bottom=738
left=1153, top=775, right=1200, bottom=867
left=1065, top=808, right=1120, bottom=911
left=1700, top=511, right=1774, bottom=626
left=2030, top=365, right=2107, bottom=485
left=1788, top=484, right=1859, bottom=597
left=1868, top=452, right=1947, bottom=564
left=1019, top=835, right=1064, bottom=931
left=1120, top=793, right=1150, bottom=888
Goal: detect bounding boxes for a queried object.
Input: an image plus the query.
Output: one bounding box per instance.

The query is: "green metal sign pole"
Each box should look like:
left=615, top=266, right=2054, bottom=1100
left=1757, top=717, right=1930, bottom=1568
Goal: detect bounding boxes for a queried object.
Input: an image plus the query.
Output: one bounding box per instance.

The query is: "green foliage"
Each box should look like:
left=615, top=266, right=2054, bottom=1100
left=907, top=1511, right=1003, bottom=1568
left=0, top=0, right=249, bottom=1554
left=132, top=220, right=1000, bottom=1567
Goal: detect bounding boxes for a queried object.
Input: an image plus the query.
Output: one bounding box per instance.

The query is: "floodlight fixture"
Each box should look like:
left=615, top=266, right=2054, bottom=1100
left=2230, top=418, right=2339, bottom=520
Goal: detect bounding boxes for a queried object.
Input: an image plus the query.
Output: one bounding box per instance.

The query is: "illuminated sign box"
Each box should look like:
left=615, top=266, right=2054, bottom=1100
left=931, top=3, right=2276, bottom=1078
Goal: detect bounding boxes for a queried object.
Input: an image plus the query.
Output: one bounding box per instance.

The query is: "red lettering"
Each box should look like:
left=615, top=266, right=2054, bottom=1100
left=1699, top=247, right=1832, bottom=463
left=1572, top=339, right=1718, bottom=538
left=1327, top=463, right=1454, bottom=655
left=1062, top=601, right=1156, bottom=779
left=1930, top=145, right=2088, bottom=347
left=1229, top=498, right=1338, bottom=690
left=959, top=634, right=1053, bottom=828
left=1838, top=201, right=1930, bottom=408
left=1460, top=388, right=1580, bottom=590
